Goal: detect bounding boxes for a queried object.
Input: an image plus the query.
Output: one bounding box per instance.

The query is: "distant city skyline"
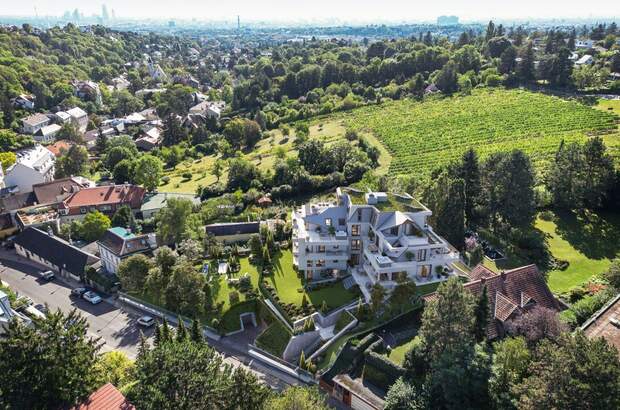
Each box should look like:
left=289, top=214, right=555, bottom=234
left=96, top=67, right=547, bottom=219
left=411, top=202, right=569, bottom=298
left=3, top=0, right=619, bottom=23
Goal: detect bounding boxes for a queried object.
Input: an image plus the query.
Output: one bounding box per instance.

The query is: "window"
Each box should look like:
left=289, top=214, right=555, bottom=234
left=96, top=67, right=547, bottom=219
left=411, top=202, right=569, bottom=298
left=318, top=245, right=325, bottom=253
left=417, top=265, right=431, bottom=277
left=389, top=226, right=399, bottom=236
left=80, top=207, right=87, bottom=214
left=351, top=224, right=360, bottom=236
left=379, top=272, right=389, bottom=281
left=307, top=260, right=313, bottom=267
left=316, top=260, right=325, bottom=267
left=417, top=249, right=427, bottom=262
left=338, top=218, right=346, bottom=226
left=325, top=218, right=332, bottom=227
left=350, top=254, right=359, bottom=265
left=357, top=210, right=362, bottom=222
left=351, top=239, right=361, bottom=250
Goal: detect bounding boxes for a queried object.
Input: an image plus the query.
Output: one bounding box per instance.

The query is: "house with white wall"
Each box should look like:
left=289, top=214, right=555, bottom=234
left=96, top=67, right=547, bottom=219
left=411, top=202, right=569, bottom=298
left=21, top=113, right=50, bottom=135
left=3, top=145, right=55, bottom=194
left=292, top=188, right=459, bottom=302
left=97, top=227, right=156, bottom=274
left=67, top=107, right=89, bottom=133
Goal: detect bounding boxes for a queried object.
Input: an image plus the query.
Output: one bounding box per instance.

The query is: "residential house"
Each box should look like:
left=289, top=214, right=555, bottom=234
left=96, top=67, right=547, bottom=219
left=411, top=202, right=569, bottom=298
left=14, top=227, right=100, bottom=281
left=98, top=227, right=156, bottom=274
left=140, top=192, right=201, bottom=219
left=205, top=221, right=260, bottom=244
left=189, top=101, right=224, bottom=119
left=0, top=290, right=31, bottom=335
left=173, top=74, right=200, bottom=88
left=425, top=264, right=561, bottom=339
left=576, top=39, right=595, bottom=49
left=58, top=184, right=146, bottom=222
left=110, top=75, right=131, bottom=91
left=332, top=374, right=385, bottom=410
left=11, top=94, right=35, bottom=110
left=21, top=113, right=50, bottom=135
left=148, top=63, right=169, bottom=82
left=15, top=204, right=60, bottom=231
left=54, top=110, right=72, bottom=124
left=45, top=140, right=75, bottom=157
left=32, top=176, right=95, bottom=206
left=34, top=123, right=62, bottom=143
left=3, top=145, right=55, bottom=194
left=0, top=213, right=17, bottom=239
left=575, top=54, right=594, bottom=66
left=135, top=126, right=162, bottom=151
left=582, top=293, right=620, bottom=353
left=292, top=188, right=460, bottom=302
left=66, top=107, right=89, bottom=133
left=72, top=80, right=102, bottom=106
left=69, top=383, right=135, bottom=410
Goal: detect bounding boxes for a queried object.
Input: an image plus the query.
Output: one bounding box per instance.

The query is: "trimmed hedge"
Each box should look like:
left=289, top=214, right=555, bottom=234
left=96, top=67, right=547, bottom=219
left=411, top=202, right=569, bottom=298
left=362, top=351, right=406, bottom=391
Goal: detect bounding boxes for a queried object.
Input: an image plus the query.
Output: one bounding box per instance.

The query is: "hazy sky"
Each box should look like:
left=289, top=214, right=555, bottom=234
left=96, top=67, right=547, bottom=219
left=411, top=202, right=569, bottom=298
left=4, top=0, right=619, bottom=22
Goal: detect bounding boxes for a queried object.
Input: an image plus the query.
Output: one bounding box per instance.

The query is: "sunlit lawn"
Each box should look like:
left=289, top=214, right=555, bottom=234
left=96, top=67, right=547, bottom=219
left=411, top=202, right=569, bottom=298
left=388, top=335, right=421, bottom=366
left=265, top=250, right=359, bottom=310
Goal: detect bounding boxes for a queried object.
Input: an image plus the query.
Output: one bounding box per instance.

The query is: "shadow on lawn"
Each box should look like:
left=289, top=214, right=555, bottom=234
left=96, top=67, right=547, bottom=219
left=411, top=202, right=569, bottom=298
left=553, top=210, right=620, bottom=260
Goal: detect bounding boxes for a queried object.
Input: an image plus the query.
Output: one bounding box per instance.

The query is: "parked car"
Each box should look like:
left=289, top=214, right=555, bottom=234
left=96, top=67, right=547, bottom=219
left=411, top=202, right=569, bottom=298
left=39, top=270, right=55, bottom=281
left=71, top=287, right=88, bottom=297
left=34, top=303, right=48, bottom=314
left=82, top=291, right=102, bottom=305
left=137, top=315, right=155, bottom=327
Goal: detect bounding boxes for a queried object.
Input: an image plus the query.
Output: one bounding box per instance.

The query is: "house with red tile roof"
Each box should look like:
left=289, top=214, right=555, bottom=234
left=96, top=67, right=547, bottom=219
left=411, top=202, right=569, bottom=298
left=582, top=294, right=620, bottom=354
left=425, top=264, right=560, bottom=339
left=45, top=140, right=75, bottom=157
left=58, top=184, right=145, bottom=222
left=70, top=383, right=135, bottom=410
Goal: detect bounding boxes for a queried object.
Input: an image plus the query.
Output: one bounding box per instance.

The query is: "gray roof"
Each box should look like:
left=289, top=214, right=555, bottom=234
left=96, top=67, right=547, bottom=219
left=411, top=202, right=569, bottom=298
left=205, top=222, right=260, bottom=237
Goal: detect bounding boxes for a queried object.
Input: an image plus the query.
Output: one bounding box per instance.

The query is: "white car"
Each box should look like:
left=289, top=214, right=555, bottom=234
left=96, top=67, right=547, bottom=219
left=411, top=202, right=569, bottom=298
left=82, top=291, right=102, bottom=305
left=137, top=316, right=155, bottom=327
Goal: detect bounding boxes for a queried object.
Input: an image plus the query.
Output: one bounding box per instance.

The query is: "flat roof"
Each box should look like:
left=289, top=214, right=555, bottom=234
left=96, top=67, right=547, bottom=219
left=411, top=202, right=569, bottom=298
left=583, top=294, right=620, bottom=353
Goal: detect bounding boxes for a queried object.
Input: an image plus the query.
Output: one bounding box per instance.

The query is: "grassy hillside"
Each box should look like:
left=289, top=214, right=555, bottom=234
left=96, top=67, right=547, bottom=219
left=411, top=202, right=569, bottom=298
left=340, top=89, right=618, bottom=177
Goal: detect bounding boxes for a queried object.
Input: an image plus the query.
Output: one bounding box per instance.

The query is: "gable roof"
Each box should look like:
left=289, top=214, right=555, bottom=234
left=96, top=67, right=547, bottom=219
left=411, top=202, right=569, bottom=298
left=14, top=227, right=99, bottom=275
left=425, top=264, right=560, bottom=339
left=582, top=294, right=620, bottom=353
left=32, top=177, right=92, bottom=205
left=22, top=113, right=50, bottom=127
left=60, top=185, right=145, bottom=211
left=70, top=383, right=135, bottom=410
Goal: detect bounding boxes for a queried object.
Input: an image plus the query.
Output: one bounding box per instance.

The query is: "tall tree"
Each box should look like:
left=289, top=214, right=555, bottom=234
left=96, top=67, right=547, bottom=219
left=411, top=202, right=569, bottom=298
left=458, top=148, right=482, bottom=227
left=264, top=386, right=330, bottom=410
left=134, top=154, right=164, bottom=191
left=0, top=310, right=101, bottom=409
left=517, top=42, right=536, bottom=82
left=55, top=145, right=89, bottom=178
left=473, top=285, right=489, bottom=342
left=489, top=337, right=531, bottom=410
left=424, top=171, right=466, bottom=249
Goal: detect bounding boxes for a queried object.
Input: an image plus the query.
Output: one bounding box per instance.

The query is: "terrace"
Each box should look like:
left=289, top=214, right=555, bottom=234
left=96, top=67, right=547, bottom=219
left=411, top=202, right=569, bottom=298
left=343, top=187, right=428, bottom=213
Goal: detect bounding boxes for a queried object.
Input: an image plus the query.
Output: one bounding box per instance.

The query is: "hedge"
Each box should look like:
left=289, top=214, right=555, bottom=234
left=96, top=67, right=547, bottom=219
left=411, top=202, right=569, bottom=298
left=362, top=351, right=406, bottom=391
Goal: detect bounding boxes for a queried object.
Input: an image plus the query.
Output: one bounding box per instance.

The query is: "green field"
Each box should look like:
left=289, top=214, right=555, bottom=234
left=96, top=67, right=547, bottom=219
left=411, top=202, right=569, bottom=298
left=537, top=211, right=620, bottom=294
left=387, top=335, right=421, bottom=366
left=340, top=89, right=618, bottom=177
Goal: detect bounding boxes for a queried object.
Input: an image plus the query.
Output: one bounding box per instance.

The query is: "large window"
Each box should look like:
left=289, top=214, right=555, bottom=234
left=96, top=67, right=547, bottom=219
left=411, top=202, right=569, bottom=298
left=417, top=264, right=431, bottom=277
left=416, top=249, right=427, bottom=262
left=316, top=260, right=325, bottom=267
left=351, top=224, right=360, bottom=236
left=389, top=226, right=399, bottom=236
left=351, top=239, right=361, bottom=250
left=338, top=218, right=346, bottom=226
left=325, top=218, right=332, bottom=227
left=307, top=260, right=313, bottom=267
left=318, top=245, right=325, bottom=253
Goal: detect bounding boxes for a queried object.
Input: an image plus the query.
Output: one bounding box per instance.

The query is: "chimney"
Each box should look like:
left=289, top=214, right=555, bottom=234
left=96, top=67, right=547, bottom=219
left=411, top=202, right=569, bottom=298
left=47, top=226, right=54, bottom=237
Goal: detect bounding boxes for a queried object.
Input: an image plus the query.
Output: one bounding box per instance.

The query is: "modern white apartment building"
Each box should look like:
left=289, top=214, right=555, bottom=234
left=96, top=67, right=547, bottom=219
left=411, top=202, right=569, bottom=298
left=292, top=187, right=460, bottom=301
left=3, top=145, right=56, bottom=194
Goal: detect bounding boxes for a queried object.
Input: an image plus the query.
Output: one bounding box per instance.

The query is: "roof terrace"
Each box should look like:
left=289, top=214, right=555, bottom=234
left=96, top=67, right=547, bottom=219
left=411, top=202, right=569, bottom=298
left=342, top=187, right=428, bottom=213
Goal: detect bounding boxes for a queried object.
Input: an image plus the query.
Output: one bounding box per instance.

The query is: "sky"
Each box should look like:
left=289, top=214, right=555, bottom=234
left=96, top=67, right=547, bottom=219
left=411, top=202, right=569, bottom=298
left=2, top=0, right=619, bottom=23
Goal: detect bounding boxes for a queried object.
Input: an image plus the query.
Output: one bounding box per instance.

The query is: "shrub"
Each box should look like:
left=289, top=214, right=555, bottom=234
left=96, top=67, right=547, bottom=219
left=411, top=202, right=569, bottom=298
left=161, top=175, right=170, bottom=184
left=229, top=291, right=240, bottom=305
left=238, top=274, right=252, bottom=292
left=211, top=318, right=220, bottom=329
left=181, top=172, right=192, bottom=180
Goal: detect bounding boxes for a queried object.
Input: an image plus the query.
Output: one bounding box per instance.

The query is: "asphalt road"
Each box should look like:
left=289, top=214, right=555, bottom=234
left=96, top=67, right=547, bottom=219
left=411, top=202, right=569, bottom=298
left=0, top=250, right=302, bottom=391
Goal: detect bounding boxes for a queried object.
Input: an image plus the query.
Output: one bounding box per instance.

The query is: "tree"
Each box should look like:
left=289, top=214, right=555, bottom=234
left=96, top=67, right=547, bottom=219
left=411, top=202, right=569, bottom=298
left=517, top=42, right=536, bottom=82
left=499, top=45, right=518, bottom=74
left=162, top=114, right=187, bottom=146
left=546, top=141, right=586, bottom=209
left=226, top=157, right=259, bottom=191
left=514, top=331, right=620, bottom=410
left=458, top=148, right=482, bottom=227
left=0, top=310, right=101, bottom=409
left=94, top=351, right=135, bottom=390
left=130, top=337, right=269, bottom=409
left=390, top=278, right=417, bottom=312
left=56, top=122, right=83, bottom=143
left=424, top=171, right=466, bottom=250
left=604, top=258, right=620, bottom=290
left=385, top=377, right=428, bottom=410
left=113, top=159, right=134, bottom=184
left=79, top=211, right=111, bottom=242
left=212, top=159, right=224, bottom=182
left=473, top=285, right=489, bottom=342
left=190, top=319, right=203, bottom=343
left=506, top=306, right=568, bottom=345
left=118, top=254, right=153, bottom=292
left=134, top=154, right=163, bottom=191
left=264, top=386, right=331, bottom=410
left=435, top=60, right=459, bottom=94
left=0, top=151, right=16, bottom=169
left=489, top=337, right=531, bottom=410
left=581, top=137, right=615, bottom=209
left=156, top=197, right=197, bottom=244
left=164, top=259, right=206, bottom=317
left=111, top=205, right=137, bottom=230
left=370, top=283, right=386, bottom=312
left=55, top=145, right=89, bottom=178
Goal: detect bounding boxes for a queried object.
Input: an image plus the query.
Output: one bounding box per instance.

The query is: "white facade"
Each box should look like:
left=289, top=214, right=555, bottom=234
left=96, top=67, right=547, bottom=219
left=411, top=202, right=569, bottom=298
left=21, top=113, right=50, bottom=135
left=34, top=124, right=62, bottom=143
left=4, top=145, right=55, bottom=194
left=292, top=188, right=459, bottom=302
left=67, top=107, right=88, bottom=133
left=576, top=39, right=595, bottom=49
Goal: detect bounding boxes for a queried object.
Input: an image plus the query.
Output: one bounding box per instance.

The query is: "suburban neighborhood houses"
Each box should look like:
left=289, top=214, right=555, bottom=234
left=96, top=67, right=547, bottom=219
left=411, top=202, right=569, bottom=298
left=0, top=10, right=618, bottom=410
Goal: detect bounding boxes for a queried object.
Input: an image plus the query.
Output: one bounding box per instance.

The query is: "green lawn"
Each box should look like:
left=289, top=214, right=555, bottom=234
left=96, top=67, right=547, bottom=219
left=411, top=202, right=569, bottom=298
left=536, top=211, right=620, bottom=294
left=388, top=335, right=421, bottom=366
left=255, top=321, right=292, bottom=357
left=266, top=250, right=359, bottom=310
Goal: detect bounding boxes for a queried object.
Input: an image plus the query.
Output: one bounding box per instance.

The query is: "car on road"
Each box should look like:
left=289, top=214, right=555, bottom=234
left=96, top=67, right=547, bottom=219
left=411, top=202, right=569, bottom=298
left=34, top=303, right=48, bottom=314
left=39, top=270, right=55, bottom=281
left=137, top=315, right=155, bottom=327
left=71, top=287, right=88, bottom=297
left=82, top=291, right=102, bottom=305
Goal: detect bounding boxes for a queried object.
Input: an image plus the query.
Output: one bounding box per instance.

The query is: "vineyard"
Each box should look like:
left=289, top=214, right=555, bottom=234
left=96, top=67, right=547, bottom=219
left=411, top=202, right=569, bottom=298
left=341, top=89, right=619, bottom=176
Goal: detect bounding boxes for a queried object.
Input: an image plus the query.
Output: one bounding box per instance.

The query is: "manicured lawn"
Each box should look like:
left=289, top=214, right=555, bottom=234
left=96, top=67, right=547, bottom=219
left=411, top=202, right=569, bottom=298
left=266, top=250, right=359, bottom=310
left=536, top=211, right=620, bottom=294
left=388, top=335, right=421, bottom=366
left=208, top=257, right=261, bottom=314
left=255, top=321, right=292, bottom=357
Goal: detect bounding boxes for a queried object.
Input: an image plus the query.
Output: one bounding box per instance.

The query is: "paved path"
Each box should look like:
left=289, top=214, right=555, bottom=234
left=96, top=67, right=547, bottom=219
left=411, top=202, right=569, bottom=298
left=0, top=250, right=302, bottom=391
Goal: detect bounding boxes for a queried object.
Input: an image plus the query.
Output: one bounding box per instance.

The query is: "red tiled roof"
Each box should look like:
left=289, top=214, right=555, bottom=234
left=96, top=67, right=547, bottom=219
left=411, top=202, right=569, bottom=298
left=45, top=140, right=74, bottom=157
left=468, top=264, right=496, bottom=281
left=60, top=185, right=145, bottom=215
left=70, top=383, right=134, bottom=410
left=424, top=264, right=560, bottom=339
